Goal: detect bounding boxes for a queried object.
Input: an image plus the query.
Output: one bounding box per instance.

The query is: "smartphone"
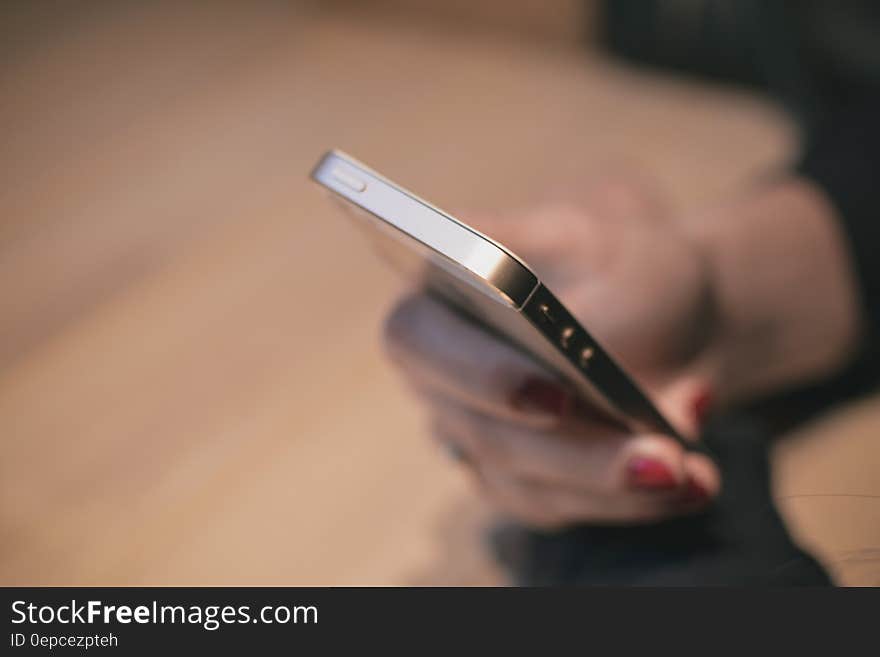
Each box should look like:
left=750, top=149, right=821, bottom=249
left=311, top=150, right=699, bottom=451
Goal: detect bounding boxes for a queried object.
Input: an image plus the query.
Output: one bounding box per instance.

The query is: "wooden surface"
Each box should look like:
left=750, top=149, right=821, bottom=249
left=1, top=2, right=877, bottom=585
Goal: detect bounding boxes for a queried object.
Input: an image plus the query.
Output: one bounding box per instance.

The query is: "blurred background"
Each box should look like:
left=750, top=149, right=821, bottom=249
left=1, top=0, right=878, bottom=585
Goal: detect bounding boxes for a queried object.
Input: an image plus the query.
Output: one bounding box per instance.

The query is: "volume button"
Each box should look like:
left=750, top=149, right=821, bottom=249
left=560, top=326, right=575, bottom=348
left=579, top=347, right=595, bottom=367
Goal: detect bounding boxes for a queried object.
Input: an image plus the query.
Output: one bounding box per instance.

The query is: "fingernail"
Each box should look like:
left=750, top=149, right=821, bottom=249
left=626, top=457, right=678, bottom=490
left=681, top=477, right=710, bottom=505
left=510, top=377, right=571, bottom=417
left=692, top=387, right=714, bottom=427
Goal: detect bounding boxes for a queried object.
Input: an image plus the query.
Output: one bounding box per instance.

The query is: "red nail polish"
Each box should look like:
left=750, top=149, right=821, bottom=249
left=510, top=377, right=571, bottom=417
left=626, top=457, right=678, bottom=490
left=681, top=477, right=710, bottom=504
left=692, top=388, right=714, bottom=427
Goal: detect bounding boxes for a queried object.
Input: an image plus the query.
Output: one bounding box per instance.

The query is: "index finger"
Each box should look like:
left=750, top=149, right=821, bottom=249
left=384, top=293, right=575, bottom=427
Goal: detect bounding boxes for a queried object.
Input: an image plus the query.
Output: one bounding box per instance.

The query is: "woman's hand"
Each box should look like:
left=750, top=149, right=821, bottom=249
left=383, top=177, right=722, bottom=527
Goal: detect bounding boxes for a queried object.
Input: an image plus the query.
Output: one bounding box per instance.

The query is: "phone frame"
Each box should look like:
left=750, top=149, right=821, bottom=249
left=311, top=150, right=703, bottom=453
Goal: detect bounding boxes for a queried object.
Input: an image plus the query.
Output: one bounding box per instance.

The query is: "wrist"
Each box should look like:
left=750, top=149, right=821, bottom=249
left=680, top=176, right=864, bottom=404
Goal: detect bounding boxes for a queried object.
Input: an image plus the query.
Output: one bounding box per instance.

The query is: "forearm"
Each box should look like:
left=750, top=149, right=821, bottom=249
left=681, top=176, right=864, bottom=404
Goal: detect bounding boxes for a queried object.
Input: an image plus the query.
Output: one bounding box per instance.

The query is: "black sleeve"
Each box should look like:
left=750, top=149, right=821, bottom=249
left=796, top=93, right=880, bottom=341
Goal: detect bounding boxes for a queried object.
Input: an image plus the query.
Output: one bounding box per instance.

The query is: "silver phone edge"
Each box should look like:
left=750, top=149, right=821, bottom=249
left=310, top=149, right=539, bottom=310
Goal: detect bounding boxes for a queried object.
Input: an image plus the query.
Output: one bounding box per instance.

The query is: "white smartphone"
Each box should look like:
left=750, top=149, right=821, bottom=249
left=311, top=150, right=700, bottom=451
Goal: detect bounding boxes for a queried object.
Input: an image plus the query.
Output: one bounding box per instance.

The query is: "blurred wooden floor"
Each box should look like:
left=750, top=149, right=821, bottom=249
left=1, top=2, right=877, bottom=585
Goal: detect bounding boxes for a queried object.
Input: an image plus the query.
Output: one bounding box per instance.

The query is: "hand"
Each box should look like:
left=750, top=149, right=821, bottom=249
left=384, top=176, right=722, bottom=528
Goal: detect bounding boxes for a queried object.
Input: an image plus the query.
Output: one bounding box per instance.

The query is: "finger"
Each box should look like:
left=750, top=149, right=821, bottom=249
left=474, top=467, right=567, bottom=530
left=626, top=373, right=721, bottom=509
left=384, top=293, right=574, bottom=428
left=651, top=372, right=716, bottom=440
left=431, top=397, right=690, bottom=495
left=650, top=371, right=722, bottom=508
left=679, top=450, right=722, bottom=508
left=478, top=466, right=684, bottom=526
left=428, top=415, right=471, bottom=465
left=522, top=477, right=688, bottom=524
left=434, top=398, right=717, bottom=520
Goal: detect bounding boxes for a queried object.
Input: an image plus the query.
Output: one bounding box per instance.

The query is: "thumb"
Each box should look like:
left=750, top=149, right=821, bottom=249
left=654, top=372, right=716, bottom=441
left=654, top=371, right=723, bottom=504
